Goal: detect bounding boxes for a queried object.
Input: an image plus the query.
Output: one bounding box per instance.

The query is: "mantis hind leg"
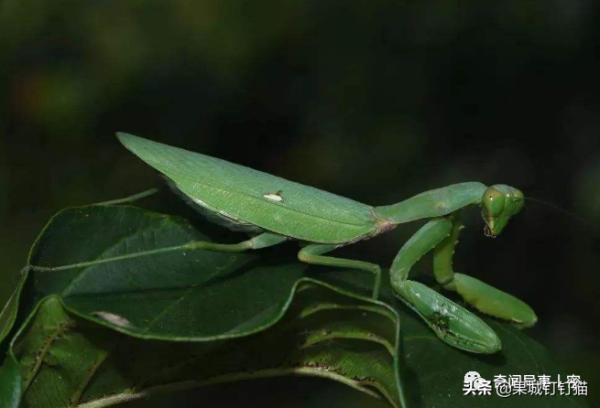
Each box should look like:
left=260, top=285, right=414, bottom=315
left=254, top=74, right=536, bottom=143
left=94, top=188, right=162, bottom=206
left=30, top=232, right=288, bottom=273
left=434, top=218, right=537, bottom=328
left=298, top=244, right=382, bottom=299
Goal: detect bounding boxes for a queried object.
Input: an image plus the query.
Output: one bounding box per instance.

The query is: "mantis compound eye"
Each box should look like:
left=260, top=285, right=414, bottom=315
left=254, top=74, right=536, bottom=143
left=481, top=185, right=524, bottom=236
left=483, top=188, right=506, bottom=217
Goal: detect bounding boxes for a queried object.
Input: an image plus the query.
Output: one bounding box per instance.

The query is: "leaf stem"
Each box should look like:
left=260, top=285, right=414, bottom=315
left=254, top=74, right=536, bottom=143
left=76, top=367, right=384, bottom=408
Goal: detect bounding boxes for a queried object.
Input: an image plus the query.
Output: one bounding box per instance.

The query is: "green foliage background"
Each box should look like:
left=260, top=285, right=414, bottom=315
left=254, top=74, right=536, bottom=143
left=1, top=0, right=599, bottom=406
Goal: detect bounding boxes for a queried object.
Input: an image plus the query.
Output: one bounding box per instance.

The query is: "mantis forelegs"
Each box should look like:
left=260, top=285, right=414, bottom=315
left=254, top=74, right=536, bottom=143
left=298, top=244, right=382, bottom=299
left=390, top=218, right=502, bottom=353
left=434, top=218, right=537, bottom=328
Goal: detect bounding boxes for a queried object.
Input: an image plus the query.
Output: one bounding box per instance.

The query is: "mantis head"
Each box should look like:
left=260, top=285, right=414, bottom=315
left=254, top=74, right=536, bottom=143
left=481, top=185, right=524, bottom=237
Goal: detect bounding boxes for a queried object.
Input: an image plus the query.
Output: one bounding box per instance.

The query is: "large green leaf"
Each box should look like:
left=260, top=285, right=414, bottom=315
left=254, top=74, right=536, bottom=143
left=27, top=205, right=288, bottom=340
left=7, top=281, right=403, bottom=408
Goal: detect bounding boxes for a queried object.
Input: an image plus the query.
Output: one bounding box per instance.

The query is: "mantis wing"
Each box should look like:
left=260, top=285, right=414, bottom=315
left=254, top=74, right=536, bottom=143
left=117, top=133, right=378, bottom=244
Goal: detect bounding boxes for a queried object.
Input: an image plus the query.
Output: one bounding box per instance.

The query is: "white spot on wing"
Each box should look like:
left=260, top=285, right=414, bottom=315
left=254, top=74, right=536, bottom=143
left=263, top=190, right=284, bottom=202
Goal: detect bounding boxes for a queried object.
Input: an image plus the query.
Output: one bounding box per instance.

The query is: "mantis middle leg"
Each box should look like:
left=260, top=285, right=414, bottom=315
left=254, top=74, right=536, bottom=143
left=298, top=244, right=382, bottom=299
left=434, top=218, right=537, bottom=328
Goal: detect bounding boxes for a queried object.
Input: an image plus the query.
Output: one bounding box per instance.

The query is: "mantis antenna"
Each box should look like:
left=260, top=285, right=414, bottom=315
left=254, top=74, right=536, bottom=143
left=525, top=197, right=592, bottom=229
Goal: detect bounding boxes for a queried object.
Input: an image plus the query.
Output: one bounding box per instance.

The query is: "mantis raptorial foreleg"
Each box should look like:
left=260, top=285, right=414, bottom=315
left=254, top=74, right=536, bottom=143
left=434, top=218, right=537, bottom=328
left=389, top=217, right=502, bottom=353
left=298, top=244, right=382, bottom=299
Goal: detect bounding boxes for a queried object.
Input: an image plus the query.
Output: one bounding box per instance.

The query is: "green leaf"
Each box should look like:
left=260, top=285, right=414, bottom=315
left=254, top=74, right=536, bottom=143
left=9, top=282, right=404, bottom=408
left=27, top=205, right=304, bottom=340
left=0, top=274, right=28, bottom=347
left=0, top=355, right=22, bottom=408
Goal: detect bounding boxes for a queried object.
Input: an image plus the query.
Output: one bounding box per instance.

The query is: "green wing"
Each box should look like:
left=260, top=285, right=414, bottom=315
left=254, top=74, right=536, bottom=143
left=117, top=133, right=378, bottom=243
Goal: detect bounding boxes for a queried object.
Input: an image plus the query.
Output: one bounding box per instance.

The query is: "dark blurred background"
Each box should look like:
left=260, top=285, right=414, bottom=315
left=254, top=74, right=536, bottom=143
left=1, top=0, right=599, bottom=406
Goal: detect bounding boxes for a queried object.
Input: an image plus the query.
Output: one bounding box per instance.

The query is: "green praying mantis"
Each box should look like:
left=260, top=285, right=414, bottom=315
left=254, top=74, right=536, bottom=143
left=112, top=133, right=536, bottom=354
